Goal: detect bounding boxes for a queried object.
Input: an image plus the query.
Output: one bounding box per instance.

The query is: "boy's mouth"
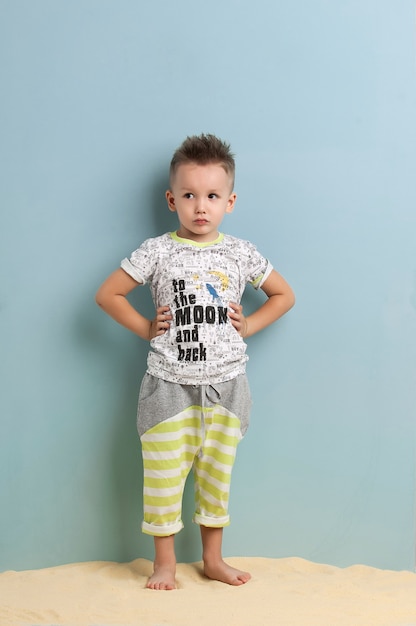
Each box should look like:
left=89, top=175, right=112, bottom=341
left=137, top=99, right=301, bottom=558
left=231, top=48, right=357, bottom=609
left=194, top=219, right=208, bottom=225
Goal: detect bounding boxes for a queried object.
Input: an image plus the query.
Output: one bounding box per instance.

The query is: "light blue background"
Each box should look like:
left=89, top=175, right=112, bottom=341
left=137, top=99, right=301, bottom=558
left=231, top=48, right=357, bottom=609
left=1, top=0, right=415, bottom=572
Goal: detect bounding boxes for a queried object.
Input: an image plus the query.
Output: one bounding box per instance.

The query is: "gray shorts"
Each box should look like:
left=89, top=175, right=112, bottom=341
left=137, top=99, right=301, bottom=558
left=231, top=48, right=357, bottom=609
left=137, top=373, right=252, bottom=536
left=137, top=373, right=251, bottom=438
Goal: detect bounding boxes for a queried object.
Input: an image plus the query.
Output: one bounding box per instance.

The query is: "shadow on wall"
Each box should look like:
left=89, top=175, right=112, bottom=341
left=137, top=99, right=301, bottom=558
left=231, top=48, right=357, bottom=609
left=82, top=170, right=202, bottom=563
left=74, top=292, right=147, bottom=561
left=149, top=168, right=178, bottom=236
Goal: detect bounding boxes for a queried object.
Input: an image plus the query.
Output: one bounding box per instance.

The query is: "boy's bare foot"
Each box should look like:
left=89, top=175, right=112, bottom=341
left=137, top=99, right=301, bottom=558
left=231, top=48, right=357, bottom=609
left=147, top=535, right=176, bottom=590
left=146, top=563, right=176, bottom=590
left=200, top=527, right=251, bottom=586
left=204, top=559, right=251, bottom=586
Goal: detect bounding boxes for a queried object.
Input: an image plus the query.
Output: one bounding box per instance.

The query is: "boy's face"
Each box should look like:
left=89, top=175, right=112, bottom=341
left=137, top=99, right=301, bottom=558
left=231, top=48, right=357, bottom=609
left=166, top=162, right=236, bottom=243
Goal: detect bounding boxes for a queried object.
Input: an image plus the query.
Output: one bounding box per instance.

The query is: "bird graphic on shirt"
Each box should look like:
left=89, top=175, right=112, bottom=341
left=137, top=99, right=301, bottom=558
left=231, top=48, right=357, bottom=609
left=206, top=283, right=222, bottom=303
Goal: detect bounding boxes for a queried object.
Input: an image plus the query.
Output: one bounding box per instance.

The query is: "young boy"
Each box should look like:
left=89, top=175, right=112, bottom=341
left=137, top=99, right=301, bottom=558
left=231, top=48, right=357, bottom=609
left=96, top=134, right=295, bottom=590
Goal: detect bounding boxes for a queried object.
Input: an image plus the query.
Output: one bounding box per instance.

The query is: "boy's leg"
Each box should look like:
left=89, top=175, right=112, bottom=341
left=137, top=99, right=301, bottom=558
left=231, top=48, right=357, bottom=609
left=140, top=405, right=202, bottom=590
left=193, top=398, right=251, bottom=585
left=141, top=410, right=201, bottom=535
left=200, top=525, right=251, bottom=586
left=192, top=406, right=241, bottom=528
left=147, top=534, right=176, bottom=590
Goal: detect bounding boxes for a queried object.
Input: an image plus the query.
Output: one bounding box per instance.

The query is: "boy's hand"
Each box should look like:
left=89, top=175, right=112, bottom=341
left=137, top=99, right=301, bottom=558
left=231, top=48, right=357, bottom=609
left=149, top=306, right=172, bottom=340
left=228, top=302, right=248, bottom=338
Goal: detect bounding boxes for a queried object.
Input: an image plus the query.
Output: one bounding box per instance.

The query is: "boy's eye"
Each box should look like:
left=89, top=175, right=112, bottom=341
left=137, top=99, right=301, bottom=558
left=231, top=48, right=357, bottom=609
left=208, top=193, right=218, bottom=199
left=184, top=193, right=194, bottom=199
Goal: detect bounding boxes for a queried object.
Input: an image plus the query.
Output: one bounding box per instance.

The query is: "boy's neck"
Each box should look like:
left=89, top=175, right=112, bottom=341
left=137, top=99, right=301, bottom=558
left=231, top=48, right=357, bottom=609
left=171, top=231, right=224, bottom=246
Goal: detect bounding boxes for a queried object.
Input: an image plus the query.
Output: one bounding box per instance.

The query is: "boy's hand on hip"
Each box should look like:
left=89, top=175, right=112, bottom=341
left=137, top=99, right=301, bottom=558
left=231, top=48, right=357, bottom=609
left=149, top=306, right=172, bottom=340
left=228, top=302, right=248, bottom=338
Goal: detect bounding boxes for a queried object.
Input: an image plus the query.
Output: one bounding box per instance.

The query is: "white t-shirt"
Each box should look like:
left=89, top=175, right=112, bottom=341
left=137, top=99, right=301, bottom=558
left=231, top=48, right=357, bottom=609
left=121, top=231, right=273, bottom=385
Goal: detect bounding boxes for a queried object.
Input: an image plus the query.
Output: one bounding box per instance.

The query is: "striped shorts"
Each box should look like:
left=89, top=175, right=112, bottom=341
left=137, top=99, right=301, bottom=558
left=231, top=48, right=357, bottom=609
left=137, top=373, right=251, bottom=537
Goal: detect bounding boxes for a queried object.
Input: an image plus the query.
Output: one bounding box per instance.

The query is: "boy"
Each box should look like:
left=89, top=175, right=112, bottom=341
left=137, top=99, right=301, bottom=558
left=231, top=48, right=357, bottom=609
left=96, top=134, right=295, bottom=590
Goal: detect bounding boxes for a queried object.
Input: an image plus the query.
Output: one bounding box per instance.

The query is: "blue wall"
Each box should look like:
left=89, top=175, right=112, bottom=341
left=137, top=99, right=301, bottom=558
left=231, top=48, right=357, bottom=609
left=1, top=0, right=415, bottom=571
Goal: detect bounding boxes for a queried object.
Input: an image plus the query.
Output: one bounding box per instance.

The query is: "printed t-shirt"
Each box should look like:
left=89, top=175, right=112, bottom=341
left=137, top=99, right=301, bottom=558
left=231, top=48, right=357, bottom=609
left=121, top=231, right=273, bottom=385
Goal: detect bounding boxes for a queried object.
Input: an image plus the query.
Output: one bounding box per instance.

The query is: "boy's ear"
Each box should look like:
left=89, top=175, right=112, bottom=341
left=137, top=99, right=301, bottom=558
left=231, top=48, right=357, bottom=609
left=166, top=190, right=176, bottom=212
left=226, top=193, right=237, bottom=214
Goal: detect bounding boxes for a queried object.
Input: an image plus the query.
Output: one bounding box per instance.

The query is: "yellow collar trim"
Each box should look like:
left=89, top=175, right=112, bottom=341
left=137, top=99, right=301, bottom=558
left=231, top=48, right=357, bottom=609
left=170, top=231, right=224, bottom=248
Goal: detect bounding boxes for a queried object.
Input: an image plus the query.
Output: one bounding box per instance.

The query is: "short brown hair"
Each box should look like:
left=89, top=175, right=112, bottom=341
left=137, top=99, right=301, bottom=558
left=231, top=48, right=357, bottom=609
left=169, top=133, right=235, bottom=188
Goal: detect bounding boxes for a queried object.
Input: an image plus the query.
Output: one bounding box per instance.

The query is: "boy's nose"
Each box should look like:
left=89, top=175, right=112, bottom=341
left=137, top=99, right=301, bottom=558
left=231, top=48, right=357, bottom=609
left=195, top=200, right=206, bottom=213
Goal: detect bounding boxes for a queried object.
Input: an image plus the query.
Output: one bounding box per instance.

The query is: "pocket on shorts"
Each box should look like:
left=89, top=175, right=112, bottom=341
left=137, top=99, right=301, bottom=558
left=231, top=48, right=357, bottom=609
left=137, top=374, right=164, bottom=437
left=138, top=373, right=161, bottom=402
left=216, top=374, right=251, bottom=438
left=238, top=406, right=250, bottom=438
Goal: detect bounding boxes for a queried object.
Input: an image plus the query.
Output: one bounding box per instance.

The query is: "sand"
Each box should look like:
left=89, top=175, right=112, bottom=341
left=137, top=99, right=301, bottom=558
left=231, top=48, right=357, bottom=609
left=1, top=556, right=416, bottom=626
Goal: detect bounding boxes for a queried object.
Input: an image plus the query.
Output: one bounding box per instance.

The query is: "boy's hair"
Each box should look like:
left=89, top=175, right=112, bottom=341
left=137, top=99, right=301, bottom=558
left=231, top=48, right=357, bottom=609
left=169, top=133, right=235, bottom=188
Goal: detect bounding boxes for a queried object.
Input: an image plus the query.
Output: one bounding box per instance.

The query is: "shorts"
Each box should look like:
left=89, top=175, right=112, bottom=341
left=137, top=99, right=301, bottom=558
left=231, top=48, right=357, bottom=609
left=137, top=373, right=251, bottom=537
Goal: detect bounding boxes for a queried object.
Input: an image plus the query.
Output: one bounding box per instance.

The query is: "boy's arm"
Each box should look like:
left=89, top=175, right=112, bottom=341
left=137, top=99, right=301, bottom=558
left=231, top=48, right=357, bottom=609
left=95, top=268, right=171, bottom=340
left=228, top=269, right=295, bottom=338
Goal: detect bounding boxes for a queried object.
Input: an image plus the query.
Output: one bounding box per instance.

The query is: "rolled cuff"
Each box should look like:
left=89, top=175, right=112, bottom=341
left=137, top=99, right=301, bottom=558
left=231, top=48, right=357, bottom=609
left=141, top=519, right=184, bottom=536
left=121, top=258, right=146, bottom=285
left=193, top=513, right=230, bottom=528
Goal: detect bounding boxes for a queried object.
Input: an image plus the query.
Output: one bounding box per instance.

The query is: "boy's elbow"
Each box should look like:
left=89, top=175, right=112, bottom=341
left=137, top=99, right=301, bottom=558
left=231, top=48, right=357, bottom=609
left=95, top=287, right=107, bottom=309
left=283, top=288, right=295, bottom=314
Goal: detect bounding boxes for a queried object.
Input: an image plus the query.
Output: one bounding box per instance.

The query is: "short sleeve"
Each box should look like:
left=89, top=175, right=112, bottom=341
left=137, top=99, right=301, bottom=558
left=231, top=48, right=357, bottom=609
left=240, top=240, right=273, bottom=289
left=120, top=237, right=158, bottom=285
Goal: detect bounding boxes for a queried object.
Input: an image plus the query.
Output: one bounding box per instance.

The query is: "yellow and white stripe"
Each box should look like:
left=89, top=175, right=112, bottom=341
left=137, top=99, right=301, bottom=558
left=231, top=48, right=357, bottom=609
left=140, top=405, right=242, bottom=536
